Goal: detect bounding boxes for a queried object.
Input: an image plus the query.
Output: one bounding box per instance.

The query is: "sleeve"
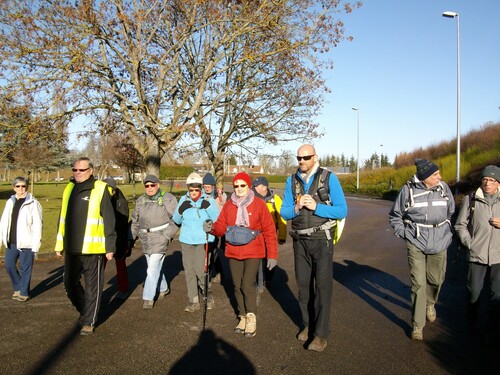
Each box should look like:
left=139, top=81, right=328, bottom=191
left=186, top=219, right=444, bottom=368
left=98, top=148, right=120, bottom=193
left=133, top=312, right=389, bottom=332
left=164, top=194, right=179, bottom=240
left=313, top=172, right=348, bottom=220
left=206, top=197, right=220, bottom=222
left=212, top=202, right=230, bottom=238
left=273, top=195, right=288, bottom=242
left=388, top=185, right=408, bottom=239
left=130, top=202, right=140, bottom=240
left=172, top=196, right=185, bottom=225
left=101, top=188, right=117, bottom=254
left=260, top=202, right=278, bottom=259
left=31, top=200, right=43, bottom=252
left=280, top=176, right=297, bottom=221
left=454, top=195, right=472, bottom=249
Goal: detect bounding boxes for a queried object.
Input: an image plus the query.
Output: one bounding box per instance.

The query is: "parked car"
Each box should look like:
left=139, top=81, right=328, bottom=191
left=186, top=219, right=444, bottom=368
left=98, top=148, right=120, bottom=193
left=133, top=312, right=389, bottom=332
left=113, top=175, right=125, bottom=181
left=54, top=177, right=65, bottom=181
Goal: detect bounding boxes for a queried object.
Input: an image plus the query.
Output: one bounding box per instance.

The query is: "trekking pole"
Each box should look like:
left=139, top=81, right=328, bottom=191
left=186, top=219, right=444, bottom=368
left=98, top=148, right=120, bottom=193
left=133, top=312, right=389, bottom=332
left=202, top=232, right=210, bottom=330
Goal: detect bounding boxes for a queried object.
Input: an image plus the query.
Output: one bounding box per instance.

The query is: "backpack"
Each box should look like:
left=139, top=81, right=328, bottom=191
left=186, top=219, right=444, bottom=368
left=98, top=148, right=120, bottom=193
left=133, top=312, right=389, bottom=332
left=292, top=168, right=345, bottom=244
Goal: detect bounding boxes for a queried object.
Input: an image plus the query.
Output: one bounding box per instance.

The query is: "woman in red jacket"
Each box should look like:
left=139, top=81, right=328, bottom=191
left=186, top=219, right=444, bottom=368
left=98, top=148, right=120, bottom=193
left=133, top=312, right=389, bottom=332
left=205, top=172, right=278, bottom=337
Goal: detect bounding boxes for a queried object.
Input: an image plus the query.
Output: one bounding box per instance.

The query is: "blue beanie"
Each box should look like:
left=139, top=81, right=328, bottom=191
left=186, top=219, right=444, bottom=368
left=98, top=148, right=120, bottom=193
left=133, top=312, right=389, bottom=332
left=202, top=173, right=216, bottom=185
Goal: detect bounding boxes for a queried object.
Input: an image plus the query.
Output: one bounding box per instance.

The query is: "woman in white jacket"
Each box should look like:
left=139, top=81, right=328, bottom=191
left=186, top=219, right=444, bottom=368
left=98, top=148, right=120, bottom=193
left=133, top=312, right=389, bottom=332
left=0, top=177, right=43, bottom=302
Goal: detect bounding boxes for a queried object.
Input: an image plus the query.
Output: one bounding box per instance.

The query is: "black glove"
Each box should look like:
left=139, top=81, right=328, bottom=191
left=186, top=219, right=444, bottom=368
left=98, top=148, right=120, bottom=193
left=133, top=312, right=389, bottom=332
left=178, top=200, right=192, bottom=215
left=201, top=200, right=211, bottom=209
left=203, top=220, right=213, bottom=233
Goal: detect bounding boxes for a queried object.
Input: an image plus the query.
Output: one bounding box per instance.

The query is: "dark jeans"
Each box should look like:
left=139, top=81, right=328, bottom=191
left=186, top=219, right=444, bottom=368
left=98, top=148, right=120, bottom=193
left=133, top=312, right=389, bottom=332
left=228, top=258, right=261, bottom=315
left=63, top=254, right=105, bottom=327
left=293, top=238, right=333, bottom=338
left=4, top=244, right=35, bottom=296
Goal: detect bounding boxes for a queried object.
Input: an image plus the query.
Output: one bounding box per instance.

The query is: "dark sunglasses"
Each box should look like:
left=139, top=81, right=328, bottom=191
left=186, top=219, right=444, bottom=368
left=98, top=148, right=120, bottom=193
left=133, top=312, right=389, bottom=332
left=296, top=155, right=315, bottom=161
left=189, top=188, right=201, bottom=192
left=233, top=184, right=247, bottom=188
left=144, top=183, right=157, bottom=188
left=72, top=168, right=90, bottom=172
left=15, top=185, right=27, bottom=188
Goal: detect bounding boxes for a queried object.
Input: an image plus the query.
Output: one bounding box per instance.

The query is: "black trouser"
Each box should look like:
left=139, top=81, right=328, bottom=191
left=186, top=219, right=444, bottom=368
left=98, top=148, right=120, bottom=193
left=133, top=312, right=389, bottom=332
left=293, top=237, right=333, bottom=338
left=64, top=254, right=105, bottom=327
left=468, top=262, right=500, bottom=329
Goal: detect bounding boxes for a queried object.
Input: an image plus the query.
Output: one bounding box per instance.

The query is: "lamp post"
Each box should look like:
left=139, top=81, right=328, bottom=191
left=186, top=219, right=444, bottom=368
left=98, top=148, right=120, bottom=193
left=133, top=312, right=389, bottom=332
left=352, top=107, right=360, bottom=190
left=442, top=11, right=461, bottom=190
left=379, top=144, right=383, bottom=168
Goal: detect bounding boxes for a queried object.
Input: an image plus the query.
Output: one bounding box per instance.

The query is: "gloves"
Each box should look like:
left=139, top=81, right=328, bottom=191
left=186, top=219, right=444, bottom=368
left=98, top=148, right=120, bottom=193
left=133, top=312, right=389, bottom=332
left=178, top=200, right=192, bottom=215
left=203, top=220, right=213, bottom=233
left=278, top=240, right=286, bottom=245
left=267, top=259, right=277, bottom=270
left=201, top=200, right=211, bottom=209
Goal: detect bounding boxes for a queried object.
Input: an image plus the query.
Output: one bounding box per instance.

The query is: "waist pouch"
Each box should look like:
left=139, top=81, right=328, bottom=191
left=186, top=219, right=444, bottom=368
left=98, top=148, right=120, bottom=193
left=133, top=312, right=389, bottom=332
left=225, top=226, right=261, bottom=246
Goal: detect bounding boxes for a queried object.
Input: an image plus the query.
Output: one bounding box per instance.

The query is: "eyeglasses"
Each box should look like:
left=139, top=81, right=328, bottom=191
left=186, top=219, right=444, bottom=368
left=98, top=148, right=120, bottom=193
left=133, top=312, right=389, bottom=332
left=72, top=168, right=90, bottom=172
left=15, top=185, right=27, bottom=188
left=233, top=184, right=247, bottom=188
left=296, top=155, right=315, bottom=161
left=189, top=189, right=201, bottom=192
left=144, top=183, right=157, bottom=188
left=482, top=178, right=498, bottom=184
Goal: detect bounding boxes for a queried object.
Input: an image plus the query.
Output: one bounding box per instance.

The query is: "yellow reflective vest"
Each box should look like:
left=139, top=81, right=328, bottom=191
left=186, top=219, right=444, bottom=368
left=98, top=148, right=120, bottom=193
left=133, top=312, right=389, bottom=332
left=54, top=180, right=107, bottom=254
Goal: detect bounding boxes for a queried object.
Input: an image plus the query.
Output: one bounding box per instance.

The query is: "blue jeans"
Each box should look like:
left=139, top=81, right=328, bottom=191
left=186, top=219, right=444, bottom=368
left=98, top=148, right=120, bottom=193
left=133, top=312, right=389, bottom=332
left=4, top=245, right=35, bottom=296
left=143, top=253, right=168, bottom=301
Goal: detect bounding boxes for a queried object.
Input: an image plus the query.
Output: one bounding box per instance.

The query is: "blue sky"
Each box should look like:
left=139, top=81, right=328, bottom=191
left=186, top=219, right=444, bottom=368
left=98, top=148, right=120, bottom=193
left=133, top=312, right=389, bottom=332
left=289, top=0, right=500, bottom=164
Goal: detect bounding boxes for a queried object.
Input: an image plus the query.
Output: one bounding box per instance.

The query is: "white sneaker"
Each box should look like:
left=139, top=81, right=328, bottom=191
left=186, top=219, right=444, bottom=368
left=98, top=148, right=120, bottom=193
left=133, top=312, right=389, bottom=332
left=426, top=305, right=436, bottom=322
left=411, top=325, right=423, bottom=340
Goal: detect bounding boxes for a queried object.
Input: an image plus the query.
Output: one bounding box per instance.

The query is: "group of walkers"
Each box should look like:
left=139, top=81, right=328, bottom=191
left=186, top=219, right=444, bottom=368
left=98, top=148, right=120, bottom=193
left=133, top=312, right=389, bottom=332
left=389, top=161, right=500, bottom=342
left=1, top=146, right=498, bottom=351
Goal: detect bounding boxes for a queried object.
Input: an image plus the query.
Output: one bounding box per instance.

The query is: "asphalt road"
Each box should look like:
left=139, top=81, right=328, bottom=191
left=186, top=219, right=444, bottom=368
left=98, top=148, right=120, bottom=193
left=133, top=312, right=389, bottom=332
left=0, top=197, right=498, bottom=375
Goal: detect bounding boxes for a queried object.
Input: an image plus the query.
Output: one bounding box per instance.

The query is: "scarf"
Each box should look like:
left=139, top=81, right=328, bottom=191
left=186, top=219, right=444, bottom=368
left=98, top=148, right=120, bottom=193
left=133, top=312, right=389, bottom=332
left=299, top=161, right=320, bottom=184
left=230, top=189, right=255, bottom=227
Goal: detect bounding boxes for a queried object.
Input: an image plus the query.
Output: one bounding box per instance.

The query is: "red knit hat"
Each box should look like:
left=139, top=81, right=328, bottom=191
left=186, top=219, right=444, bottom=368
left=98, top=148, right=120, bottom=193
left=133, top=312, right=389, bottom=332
left=233, top=172, right=252, bottom=187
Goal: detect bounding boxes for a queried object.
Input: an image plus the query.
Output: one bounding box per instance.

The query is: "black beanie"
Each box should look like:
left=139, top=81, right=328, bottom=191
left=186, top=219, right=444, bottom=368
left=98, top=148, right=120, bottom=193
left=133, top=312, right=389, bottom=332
left=415, top=159, right=439, bottom=181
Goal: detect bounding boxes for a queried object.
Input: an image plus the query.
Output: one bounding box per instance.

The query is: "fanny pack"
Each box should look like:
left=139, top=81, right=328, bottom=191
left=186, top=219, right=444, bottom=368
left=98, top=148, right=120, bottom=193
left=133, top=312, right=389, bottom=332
left=225, top=226, right=261, bottom=246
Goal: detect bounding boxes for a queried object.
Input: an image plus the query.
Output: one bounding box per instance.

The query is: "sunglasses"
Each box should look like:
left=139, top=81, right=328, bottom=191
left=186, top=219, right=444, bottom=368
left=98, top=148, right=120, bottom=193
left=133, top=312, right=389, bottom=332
left=15, top=185, right=27, bottom=188
left=72, top=168, right=90, bottom=172
left=296, top=155, right=315, bottom=161
left=233, top=184, right=247, bottom=189
left=144, top=183, right=157, bottom=188
left=189, top=189, right=201, bottom=192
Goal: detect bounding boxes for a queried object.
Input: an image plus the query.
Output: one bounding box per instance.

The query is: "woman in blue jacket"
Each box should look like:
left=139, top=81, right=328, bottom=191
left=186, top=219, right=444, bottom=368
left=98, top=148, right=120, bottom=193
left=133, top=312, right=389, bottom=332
left=173, top=173, right=219, bottom=312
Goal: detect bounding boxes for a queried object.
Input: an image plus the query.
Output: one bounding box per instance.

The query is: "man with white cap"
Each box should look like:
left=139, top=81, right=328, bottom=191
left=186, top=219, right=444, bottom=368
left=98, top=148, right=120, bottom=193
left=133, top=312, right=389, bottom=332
left=455, top=165, right=500, bottom=338
left=130, top=174, right=178, bottom=309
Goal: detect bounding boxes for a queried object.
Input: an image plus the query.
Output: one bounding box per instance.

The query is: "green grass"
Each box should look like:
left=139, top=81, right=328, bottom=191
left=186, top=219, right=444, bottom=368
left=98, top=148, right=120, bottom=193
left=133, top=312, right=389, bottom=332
left=0, top=181, right=192, bottom=256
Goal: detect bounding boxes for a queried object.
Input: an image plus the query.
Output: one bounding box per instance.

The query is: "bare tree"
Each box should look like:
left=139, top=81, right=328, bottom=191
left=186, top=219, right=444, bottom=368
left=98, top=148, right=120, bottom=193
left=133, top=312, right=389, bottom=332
left=0, top=0, right=361, bottom=178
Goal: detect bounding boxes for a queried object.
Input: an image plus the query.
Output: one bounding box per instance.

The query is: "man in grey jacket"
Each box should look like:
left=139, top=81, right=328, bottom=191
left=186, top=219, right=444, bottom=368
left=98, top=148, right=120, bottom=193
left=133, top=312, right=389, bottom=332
left=389, top=159, right=455, bottom=341
left=455, top=165, right=500, bottom=337
left=130, top=175, right=178, bottom=309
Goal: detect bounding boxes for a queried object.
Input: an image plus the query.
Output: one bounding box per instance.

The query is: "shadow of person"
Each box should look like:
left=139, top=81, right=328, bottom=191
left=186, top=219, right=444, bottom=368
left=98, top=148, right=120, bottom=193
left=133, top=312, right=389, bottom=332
left=266, top=266, right=302, bottom=328
left=169, top=329, right=256, bottom=375
left=30, top=265, right=64, bottom=299
left=333, top=259, right=411, bottom=333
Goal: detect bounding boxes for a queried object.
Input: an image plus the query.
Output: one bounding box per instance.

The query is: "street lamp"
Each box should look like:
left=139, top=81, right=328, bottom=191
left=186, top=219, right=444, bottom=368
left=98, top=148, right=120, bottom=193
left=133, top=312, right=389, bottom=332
left=352, top=107, right=360, bottom=190
left=442, top=11, right=461, bottom=190
left=379, top=144, right=383, bottom=168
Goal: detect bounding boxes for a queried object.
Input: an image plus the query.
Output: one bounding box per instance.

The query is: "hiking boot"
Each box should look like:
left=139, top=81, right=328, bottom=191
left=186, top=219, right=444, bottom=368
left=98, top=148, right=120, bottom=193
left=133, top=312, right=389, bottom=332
left=411, top=325, right=423, bottom=340
left=80, top=325, right=94, bottom=336
left=12, top=291, right=20, bottom=300
left=211, top=274, right=221, bottom=283
left=184, top=302, right=200, bottom=313
left=245, top=313, right=256, bottom=337
left=207, top=292, right=215, bottom=310
left=426, top=305, right=436, bottom=322
left=234, top=315, right=246, bottom=334
left=143, top=300, right=154, bottom=309
left=308, top=336, right=327, bottom=352
left=297, top=327, right=309, bottom=341
left=157, top=289, right=170, bottom=300
left=14, top=295, right=29, bottom=302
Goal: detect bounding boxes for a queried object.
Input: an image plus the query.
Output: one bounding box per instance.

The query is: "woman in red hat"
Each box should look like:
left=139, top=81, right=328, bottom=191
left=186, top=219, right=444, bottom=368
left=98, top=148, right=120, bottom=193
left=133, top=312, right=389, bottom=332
left=204, top=172, right=278, bottom=337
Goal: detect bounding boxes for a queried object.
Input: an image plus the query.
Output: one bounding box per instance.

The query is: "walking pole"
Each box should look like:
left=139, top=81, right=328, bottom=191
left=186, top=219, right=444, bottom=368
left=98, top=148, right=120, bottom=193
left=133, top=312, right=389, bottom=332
left=202, top=232, right=210, bottom=330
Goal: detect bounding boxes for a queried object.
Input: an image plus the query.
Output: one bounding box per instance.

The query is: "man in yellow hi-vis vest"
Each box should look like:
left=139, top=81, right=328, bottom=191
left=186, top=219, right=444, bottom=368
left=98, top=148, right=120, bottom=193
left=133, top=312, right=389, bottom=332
left=55, top=157, right=116, bottom=336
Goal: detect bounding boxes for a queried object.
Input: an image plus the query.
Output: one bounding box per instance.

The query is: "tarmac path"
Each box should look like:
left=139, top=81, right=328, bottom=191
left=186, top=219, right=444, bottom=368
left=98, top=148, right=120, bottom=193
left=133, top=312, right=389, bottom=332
left=0, top=197, right=498, bottom=374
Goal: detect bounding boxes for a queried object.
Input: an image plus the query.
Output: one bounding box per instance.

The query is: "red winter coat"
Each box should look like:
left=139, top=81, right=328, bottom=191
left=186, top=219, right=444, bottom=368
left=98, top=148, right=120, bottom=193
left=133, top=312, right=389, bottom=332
left=212, top=196, right=278, bottom=261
